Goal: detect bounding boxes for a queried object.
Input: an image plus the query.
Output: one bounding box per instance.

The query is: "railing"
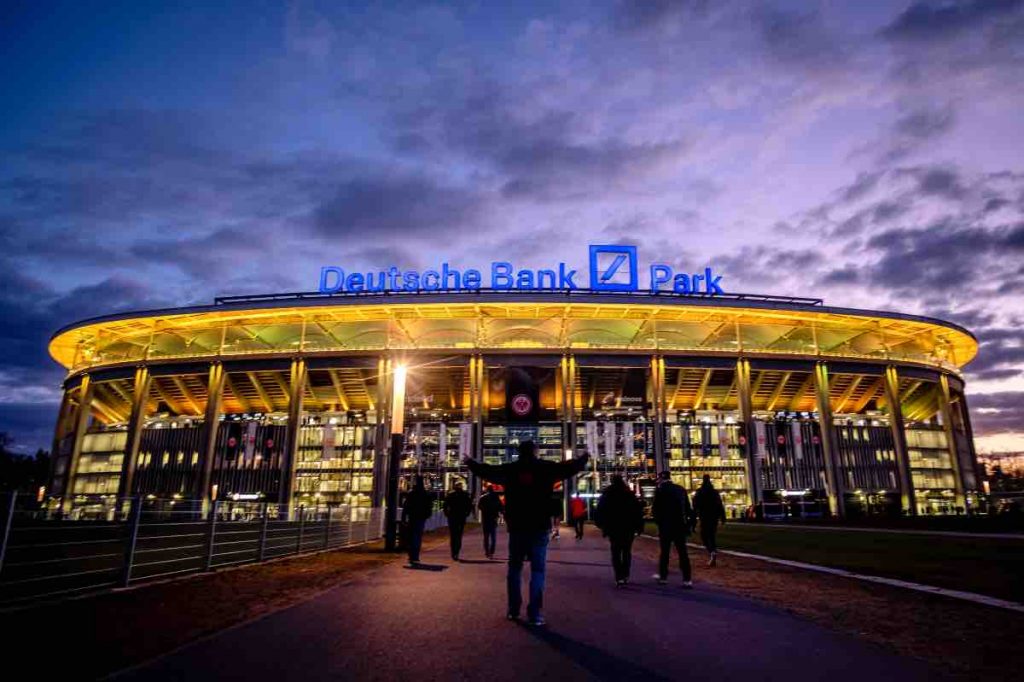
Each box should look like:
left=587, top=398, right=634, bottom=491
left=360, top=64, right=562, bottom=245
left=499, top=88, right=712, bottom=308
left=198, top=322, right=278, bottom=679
left=0, top=492, right=386, bottom=606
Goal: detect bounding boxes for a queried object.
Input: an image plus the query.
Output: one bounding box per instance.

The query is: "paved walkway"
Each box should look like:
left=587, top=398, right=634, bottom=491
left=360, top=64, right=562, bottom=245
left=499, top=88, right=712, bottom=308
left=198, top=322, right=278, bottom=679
left=741, top=522, right=1024, bottom=540
left=118, top=529, right=942, bottom=681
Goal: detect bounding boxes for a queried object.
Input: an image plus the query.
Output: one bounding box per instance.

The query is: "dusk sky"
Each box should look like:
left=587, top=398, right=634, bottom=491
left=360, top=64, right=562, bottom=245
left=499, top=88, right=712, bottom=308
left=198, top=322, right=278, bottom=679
left=2, top=0, right=1023, bottom=454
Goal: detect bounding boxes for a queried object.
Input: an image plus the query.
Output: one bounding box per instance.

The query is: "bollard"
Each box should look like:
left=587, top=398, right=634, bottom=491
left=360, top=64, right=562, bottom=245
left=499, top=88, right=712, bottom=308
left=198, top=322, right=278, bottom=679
left=120, top=497, right=142, bottom=587
left=204, top=500, right=219, bottom=571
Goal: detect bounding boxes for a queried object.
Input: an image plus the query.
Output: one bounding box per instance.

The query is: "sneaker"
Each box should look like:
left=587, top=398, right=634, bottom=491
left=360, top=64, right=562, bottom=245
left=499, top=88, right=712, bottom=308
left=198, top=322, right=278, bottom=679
left=615, top=580, right=624, bottom=588
left=682, top=580, right=694, bottom=589
left=708, top=552, right=717, bottom=568
left=652, top=574, right=668, bottom=585
left=506, top=612, right=519, bottom=622
left=528, top=615, right=546, bottom=626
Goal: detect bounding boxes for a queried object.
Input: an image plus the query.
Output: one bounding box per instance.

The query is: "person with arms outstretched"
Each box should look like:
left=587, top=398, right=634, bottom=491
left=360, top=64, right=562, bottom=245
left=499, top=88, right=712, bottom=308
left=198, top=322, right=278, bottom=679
left=463, top=441, right=589, bottom=626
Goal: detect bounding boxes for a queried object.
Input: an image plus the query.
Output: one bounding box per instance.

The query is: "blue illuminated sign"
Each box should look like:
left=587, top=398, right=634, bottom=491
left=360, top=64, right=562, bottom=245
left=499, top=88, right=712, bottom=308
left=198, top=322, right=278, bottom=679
left=318, top=245, right=723, bottom=295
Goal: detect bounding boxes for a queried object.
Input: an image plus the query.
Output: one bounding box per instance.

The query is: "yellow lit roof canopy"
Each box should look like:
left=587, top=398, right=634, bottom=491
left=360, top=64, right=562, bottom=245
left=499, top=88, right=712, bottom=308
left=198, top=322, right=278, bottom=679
left=49, top=293, right=977, bottom=375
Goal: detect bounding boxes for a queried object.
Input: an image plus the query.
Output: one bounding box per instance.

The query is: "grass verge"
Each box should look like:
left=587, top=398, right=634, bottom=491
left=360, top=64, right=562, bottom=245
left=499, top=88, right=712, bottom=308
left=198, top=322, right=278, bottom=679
left=634, top=536, right=1024, bottom=680
left=1, top=531, right=449, bottom=680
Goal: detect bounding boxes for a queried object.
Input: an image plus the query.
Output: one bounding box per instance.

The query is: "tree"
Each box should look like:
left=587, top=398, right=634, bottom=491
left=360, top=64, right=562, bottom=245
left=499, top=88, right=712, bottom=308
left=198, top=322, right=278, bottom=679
left=0, top=433, right=52, bottom=495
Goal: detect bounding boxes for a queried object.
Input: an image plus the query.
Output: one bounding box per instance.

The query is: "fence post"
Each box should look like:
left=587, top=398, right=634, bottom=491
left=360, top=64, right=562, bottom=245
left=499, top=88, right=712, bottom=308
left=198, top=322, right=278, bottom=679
left=323, top=504, right=332, bottom=549
left=257, top=502, right=270, bottom=562
left=0, top=491, right=17, bottom=577
left=296, top=505, right=305, bottom=554
left=205, top=500, right=219, bottom=571
left=363, top=510, right=370, bottom=543
left=120, top=497, right=142, bottom=587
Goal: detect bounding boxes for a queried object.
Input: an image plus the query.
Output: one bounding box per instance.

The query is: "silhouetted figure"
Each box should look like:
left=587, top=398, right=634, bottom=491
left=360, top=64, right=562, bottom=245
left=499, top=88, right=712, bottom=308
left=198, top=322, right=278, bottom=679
left=464, top=441, right=589, bottom=625
left=570, top=495, right=587, bottom=540
left=652, top=470, right=694, bottom=587
left=692, top=474, right=727, bottom=567
left=401, top=476, right=434, bottom=566
left=550, top=493, right=563, bottom=539
left=595, top=475, right=645, bottom=587
left=442, top=482, right=473, bottom=561
left=478, top=484, right=503, bottom=559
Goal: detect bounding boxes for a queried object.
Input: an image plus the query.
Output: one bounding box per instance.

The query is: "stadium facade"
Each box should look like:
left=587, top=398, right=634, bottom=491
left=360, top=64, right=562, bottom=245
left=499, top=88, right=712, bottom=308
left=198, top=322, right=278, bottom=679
left=45, top=247, right=983, bottom=520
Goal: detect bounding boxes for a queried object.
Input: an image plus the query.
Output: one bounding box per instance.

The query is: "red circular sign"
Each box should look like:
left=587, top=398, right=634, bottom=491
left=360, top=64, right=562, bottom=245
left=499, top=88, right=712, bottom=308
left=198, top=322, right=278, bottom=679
left=227, top=437, right=237, bottom=447
left=812, top=435, right=820, bottom=445
left=738, top=435, right=747, bottom=445
left=511, top=393, right=533, bottom=416
left=265, top=439, right=274, bottom=448
left=776, top=435, right=786, bottom=445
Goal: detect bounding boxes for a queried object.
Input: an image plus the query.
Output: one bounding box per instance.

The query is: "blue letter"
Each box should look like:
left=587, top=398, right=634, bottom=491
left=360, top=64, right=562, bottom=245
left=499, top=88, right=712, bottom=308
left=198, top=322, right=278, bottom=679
left=673, top=274, right=691, bottom=294
left=558, top=263, right=578, bottom=290
left=441, top=262, right=460, bottom=290
left=705, top=267, right=724, bottom=295
left=650, top=265, right=672, bottom=291
left=319, top=266, right=344, bottom=294
left=346, top=272, right=364, bottom=292
left=492, top=262, right=513, bottom=289
left=388, top=267, right=402, bottom=291
left=422, top=270, right=441, bottom=290
left=537, top=269, right=556, bottom=288
left=463, top=269, right=482, bottom=289
left=403, top=271, right=420, bottom=290
left=516, top=269, right=535, bottom=289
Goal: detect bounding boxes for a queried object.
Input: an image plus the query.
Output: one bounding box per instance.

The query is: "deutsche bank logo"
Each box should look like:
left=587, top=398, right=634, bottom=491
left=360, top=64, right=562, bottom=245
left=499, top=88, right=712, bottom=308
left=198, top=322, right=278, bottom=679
left=589, top=244, right=638, bottom=292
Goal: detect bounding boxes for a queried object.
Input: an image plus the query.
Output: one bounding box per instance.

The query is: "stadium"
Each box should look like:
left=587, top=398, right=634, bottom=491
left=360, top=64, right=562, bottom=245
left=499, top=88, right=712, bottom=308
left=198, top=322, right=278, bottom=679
left=45, top=247, right=984, bottom=522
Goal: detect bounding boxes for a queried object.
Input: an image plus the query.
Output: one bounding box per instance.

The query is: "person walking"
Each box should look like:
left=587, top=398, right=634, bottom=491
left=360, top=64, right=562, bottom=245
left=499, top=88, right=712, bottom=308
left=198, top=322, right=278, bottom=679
left=651, top=471, right=694, bottom=587
left=477, top=484, right=503, bottom=560
left=550, top=493, right=563, bottom=540
left=595, top=475, right=645, bottom=587
left=463, top=441, right=590, bottom=626
left=570, top=495, right=587, bottom=540
left=692, top=474, right=727, bottom=566
left=442, top=481, right=473, bottom=561
left=401, top=476, right=434, bottom=566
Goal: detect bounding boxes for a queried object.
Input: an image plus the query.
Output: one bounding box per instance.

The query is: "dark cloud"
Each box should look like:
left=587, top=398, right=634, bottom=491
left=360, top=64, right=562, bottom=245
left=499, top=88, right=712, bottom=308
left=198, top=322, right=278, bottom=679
left=751, top=5, right=847, bottom=68
left=882, top=0, right=1024, bottom=42
left=609, top=0, right=711, bottom=32
left=968, top=391, right=1024, bottom=433
left=313, top=175, right=487, bottom=238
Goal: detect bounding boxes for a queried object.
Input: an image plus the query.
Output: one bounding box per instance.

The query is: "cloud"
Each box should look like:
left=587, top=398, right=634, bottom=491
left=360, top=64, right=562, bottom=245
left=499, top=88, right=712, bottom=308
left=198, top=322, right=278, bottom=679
left=968, top=391, right=1024, bottom=433
left=882, top=0, right=1024, bottom=43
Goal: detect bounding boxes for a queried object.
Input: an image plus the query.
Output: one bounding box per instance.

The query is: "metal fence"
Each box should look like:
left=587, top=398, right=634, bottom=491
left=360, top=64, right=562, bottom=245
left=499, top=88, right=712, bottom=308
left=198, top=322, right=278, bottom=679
left=0, top=492, right=386, bottom=606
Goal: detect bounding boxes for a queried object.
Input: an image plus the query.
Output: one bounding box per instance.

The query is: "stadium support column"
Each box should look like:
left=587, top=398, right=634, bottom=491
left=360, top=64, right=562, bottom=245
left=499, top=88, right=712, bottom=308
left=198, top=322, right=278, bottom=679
left=467, top=355, right=481, bottom=499
left=651, top=355, right=667, bottom=474
left=736, top=359, right=761, bottom=509
left=371, top=357, right=391, bottom=508
left=117, top=367, right=152, bottom=505
left=197, top=363, right=225, bottom=510
left=884, top=366, right=916, bottom=516
left=558, top=354, right=571, bottom=513
left=281, top=358, right=307, bottom=516
left=62, top=375, right=94, bottom=513
left=384, top=360, right=407, bottom=551
left=814, top=362, right=845, bottom=518
left=938, top=374, right=967, bottom=510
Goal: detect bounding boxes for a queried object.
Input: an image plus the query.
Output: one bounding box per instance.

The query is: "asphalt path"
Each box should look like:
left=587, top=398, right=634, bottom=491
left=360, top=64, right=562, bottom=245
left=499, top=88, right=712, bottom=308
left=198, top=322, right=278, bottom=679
left=118, top=528, right=942, bottom=681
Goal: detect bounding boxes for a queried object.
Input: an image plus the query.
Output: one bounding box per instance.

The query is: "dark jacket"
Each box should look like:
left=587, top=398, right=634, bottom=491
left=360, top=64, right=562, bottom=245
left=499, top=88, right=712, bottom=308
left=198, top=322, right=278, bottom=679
left=465, top=454, right=589, bottom=533
left=652, top=481, right=693, bottom=534
left=478, top=491, right=503, bottom=523
left=692, top=482, right=726, bottom=524
left=595, top=483, right=644, bottom=539
left=442, top=489, right=473, bottom=523
left=401, top=487, right=434, bottom=524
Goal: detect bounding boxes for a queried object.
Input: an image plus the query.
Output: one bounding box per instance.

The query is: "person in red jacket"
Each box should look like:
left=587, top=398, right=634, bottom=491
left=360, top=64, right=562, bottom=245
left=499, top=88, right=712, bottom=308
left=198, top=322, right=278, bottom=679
left=570, top=495, right=587, bottom=540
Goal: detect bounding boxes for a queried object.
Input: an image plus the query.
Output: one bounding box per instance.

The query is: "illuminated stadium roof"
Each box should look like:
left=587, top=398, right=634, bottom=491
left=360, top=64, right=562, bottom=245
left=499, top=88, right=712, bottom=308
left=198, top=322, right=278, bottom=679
left=49, top=291, right=977, bottom=375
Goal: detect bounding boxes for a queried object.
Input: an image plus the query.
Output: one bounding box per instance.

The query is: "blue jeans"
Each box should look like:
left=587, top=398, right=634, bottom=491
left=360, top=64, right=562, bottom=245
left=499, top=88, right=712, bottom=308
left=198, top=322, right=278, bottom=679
left=507, top=530, right=549, bottom=620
